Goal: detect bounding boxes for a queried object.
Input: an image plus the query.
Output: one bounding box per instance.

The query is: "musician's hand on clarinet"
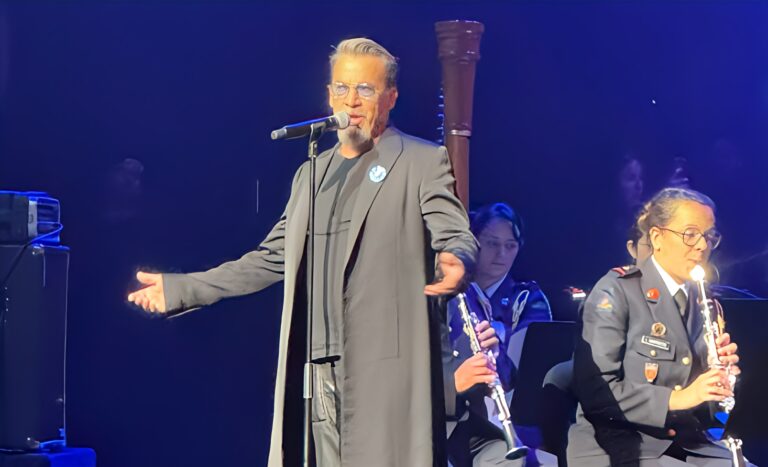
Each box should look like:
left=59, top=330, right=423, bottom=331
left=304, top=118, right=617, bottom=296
left=668, top=368, right=734, bottom=411
left=424, top=252, right=465, bottom=296
left=715, top=332, right=740, bottom=373
left=454, top=353, right=496, bottom=393
left=127, top=271, right=168, bottom=314
left=475, top=320, right=499, bottom=355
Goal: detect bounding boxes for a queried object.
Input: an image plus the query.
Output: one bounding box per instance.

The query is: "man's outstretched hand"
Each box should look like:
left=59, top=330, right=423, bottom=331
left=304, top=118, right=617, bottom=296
left=424, top=252, right=465, bottom=296
left=127, top=271, right=167, bottom=314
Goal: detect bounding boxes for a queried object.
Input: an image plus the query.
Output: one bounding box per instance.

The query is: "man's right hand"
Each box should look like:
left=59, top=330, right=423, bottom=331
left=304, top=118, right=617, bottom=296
left=454, top=353, right=496, bottom=393
left=127, top=271, right=167, bottom=314
left=668, top=368, right=733, bottom=411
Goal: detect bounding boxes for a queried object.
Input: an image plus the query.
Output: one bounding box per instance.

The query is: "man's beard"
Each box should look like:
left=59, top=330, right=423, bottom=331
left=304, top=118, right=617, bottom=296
left=337, top=125, right=372, bottom=151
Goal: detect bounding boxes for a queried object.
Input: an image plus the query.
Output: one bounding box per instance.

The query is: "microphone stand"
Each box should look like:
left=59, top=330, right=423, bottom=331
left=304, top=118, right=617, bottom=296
left=302, top=122, right=323, bottom=467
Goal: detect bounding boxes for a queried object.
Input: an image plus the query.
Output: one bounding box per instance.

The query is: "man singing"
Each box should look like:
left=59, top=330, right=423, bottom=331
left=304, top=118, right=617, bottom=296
left=127, top=37, right=477, bottom=467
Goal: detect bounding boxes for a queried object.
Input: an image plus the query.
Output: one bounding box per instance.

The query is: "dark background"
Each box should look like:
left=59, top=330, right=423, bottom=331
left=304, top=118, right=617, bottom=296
left=1, top=2, right=767, bottom=466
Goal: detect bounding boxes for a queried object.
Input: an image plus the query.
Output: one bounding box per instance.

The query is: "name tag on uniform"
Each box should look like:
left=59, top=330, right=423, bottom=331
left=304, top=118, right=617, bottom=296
left=641, top=335, right=671, bottom=351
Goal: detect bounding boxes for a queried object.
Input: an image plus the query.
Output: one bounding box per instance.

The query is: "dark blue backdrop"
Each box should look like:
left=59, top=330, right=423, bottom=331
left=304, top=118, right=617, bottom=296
left=1, top=2, right=767, bottom=466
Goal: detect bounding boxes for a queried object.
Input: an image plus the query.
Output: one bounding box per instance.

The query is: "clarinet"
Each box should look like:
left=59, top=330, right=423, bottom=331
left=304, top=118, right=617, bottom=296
left=690, top=265, right=746, bottom=466
left=455, top=292, right=529, bottom=460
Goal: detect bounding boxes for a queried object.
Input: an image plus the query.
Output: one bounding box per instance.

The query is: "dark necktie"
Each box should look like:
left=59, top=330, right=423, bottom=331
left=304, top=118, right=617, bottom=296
left=674, top=289, right=688, bottom=320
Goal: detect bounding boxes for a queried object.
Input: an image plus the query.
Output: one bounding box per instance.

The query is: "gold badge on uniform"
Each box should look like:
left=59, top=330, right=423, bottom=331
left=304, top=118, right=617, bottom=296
left=651, top=322, right=667, bottom=337
left=644, top=362, right=659, bottom=383
left=596, top=296, right=614, bottom=312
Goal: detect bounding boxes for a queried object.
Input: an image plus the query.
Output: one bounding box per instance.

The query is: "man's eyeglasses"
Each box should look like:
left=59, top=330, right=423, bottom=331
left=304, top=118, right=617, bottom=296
left=657, top=227, right=722, bottom=250
left=329, top=82, right=380, bottom=100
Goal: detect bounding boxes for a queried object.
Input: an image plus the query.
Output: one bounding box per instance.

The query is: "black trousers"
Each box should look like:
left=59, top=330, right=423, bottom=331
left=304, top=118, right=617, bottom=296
left=311, top=359, right=343, bottom=467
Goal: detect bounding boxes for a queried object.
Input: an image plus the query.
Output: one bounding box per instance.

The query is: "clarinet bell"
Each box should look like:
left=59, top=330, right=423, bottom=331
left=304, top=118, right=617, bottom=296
left=505, top=445, right=529, bottom=460
left=500, top=421, right=529, bottom=460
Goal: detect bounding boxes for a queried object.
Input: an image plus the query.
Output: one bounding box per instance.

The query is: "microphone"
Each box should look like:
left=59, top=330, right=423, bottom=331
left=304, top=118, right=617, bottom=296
left=270, top=112, right=350, bottom=140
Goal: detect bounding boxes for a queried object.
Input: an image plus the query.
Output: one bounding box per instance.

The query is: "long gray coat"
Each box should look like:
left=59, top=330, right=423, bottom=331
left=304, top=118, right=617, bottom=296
left=162, top=127, right=477, bottom=467
left=568, top=258, right=732, bottom=465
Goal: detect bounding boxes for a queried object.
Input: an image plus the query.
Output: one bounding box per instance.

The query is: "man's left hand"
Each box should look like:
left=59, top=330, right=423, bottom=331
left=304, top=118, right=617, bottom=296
left=424, top=252, right=465, bottom=296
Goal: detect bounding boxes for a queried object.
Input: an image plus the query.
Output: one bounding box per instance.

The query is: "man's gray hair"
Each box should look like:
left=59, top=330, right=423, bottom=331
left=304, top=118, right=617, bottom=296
left=330, top=38, right=398, bottom=88
left=638, top=187, right=716, bottom=235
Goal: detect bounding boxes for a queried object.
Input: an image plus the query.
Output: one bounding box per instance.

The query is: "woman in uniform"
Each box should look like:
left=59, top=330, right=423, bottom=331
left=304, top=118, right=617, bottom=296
left=568, top=187, right=742, bottom=466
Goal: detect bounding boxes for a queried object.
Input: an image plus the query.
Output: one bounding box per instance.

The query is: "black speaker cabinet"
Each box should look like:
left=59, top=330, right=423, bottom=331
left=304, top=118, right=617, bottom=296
left=718, top=298, right=768, bottom=463
left=0, top=244, right=68, bottom=451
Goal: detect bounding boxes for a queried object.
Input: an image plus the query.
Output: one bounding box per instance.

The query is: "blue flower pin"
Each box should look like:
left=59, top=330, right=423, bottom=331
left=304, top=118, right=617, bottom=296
left=368, top=165, right=387, bottom=183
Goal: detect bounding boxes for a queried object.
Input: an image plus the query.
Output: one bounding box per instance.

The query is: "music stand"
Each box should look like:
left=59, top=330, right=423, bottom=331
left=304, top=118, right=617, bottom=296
left=508, top=321, right=577, bottom=426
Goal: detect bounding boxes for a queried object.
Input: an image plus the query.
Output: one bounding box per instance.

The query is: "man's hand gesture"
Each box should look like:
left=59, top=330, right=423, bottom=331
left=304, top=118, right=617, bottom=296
left=127, top=271, right=167, bottom=314
left=424, top=252, right=465, bottom=296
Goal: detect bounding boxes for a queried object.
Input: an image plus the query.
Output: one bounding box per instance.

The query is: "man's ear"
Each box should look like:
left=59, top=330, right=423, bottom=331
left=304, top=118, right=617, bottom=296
left=385, top=87, right=398, bottom=111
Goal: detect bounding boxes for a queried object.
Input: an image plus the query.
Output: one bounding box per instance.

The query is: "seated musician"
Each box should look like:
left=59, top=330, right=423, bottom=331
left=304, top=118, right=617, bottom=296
left=469, top=202, right=553, bottom=348
left=444, top=202, right=561, bottom=466
left=568, top=187, right=746, bottom=466
left=443, top=310, right=527, bottom=466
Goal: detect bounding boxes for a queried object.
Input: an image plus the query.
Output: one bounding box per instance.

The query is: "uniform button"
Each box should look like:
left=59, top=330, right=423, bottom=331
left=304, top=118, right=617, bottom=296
left=682, top=356, right=691, bottom=365
left=650, top=350, right=657, bottom=357
left=448, top=326, right=453, bottom=333
left=674, top=385, right=682, bottom=391
left=452, top=350, right=460, bottom=357
left=465, top=400, right=471, bottom=407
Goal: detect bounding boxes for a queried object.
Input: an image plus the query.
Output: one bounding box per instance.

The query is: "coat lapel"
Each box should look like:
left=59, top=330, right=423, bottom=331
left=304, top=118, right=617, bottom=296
left=342, top=127, right=404, bottom=269
left=284, top=148, right=337, bottom=277
left=638, top=259, right=691, bottom=356
left=313, top=147, right=337, bottom=196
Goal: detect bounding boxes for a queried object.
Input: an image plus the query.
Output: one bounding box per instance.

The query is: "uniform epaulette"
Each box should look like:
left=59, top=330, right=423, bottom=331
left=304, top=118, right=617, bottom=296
left=610, top=265, right=639, bottom=278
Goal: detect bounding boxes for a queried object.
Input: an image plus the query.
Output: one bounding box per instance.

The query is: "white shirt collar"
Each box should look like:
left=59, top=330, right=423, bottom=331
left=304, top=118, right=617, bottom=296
left=651, top=255, right=688, bottom=298
left=483, top=273, right=508, bottom=299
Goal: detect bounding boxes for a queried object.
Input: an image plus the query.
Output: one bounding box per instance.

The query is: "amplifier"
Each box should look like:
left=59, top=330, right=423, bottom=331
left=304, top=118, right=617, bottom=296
left=0, top=192, right=61, bottom=245
left=0, top=244, right=68, bottom=451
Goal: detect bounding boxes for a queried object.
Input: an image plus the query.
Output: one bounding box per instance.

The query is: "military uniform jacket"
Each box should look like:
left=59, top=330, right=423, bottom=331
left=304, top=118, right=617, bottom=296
left=161, top=128, right=477, bottom=467
left=567, top=258, right=732, bottom=464
left=488, top=275, right=552, bottom=345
